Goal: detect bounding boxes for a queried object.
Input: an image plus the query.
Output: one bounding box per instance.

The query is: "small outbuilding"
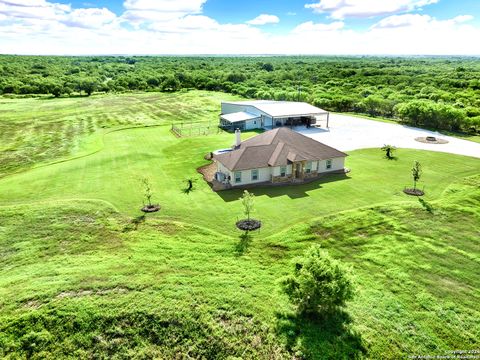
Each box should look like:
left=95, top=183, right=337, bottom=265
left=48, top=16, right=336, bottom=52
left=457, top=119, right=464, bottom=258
left=213, top=127, right=347, bottom=188
left=219, top=100, right=329, bottom=131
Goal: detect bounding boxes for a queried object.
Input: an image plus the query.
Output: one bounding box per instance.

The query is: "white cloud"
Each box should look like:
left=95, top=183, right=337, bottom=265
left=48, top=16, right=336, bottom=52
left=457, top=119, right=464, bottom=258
left=64, top=8, right=117, bottom=29
left=246, top=14, right=279, bottom=25
left=292, top=20, right=344, bottom=33
left=124, top=0, right=206, bottom=13
left=371, top=13, right=432, bottom=28
left=149, top=15, right=218, bottom=32
left=0, top=0, right=70, bottom=21
left=371, top=13, right=474, bottom=29
left=305, top=0, right=439, bottom=19
left=451, top=15, right=474, bottom=23
left=0, top=0, right=478, bottom=56
left=122, top=0, right=207, bottom=23
left=0, top=0, right=117, bottom=29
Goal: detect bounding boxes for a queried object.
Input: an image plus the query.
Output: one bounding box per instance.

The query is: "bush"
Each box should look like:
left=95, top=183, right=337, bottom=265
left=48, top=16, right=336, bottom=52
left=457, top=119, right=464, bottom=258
left=281, top=245, right=354, bottom=315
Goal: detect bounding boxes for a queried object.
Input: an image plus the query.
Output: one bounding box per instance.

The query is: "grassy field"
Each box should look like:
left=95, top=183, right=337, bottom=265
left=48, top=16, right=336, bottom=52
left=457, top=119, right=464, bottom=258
left=0, top=90, right=238, bottom=177
left=0, top=91, right=479, bottom=358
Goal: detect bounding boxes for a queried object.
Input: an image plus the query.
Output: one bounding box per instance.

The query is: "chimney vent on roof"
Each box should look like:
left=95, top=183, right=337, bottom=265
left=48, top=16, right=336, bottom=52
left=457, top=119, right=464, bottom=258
left=235, top=128, right=241, bottom=147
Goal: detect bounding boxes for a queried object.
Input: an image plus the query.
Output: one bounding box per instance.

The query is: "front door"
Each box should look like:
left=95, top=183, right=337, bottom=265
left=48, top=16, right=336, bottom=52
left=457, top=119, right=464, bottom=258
left=295, top=163, right=301, bottom=178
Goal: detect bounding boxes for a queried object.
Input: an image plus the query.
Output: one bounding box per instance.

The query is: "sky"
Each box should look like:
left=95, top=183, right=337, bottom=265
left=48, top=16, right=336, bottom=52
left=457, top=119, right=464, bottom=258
left=0, top=0, right=479, bottom=55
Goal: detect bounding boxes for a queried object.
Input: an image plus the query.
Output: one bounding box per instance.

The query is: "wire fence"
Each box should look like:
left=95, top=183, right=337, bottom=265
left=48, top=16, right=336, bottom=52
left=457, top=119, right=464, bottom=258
left=171, top=123, right=221, bottom=137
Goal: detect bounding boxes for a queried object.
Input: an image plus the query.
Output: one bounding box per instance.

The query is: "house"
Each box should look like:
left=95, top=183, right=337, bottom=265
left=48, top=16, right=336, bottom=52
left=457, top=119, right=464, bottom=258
left=219, top=100, right=329, bottom=131
left=213, top=127, right=347, bottom=187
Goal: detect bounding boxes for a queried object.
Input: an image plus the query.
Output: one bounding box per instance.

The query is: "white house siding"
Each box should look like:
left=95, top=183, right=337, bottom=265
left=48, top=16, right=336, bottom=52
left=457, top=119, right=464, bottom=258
left=216, top=162, right=274, bottom=186
left=215, top=158, right=344, bottom=187
left=230, top=167, right=272, bottom=186
left=317, top=157, right=345, bottom=173
left=271, top=164, right=292, bottom=176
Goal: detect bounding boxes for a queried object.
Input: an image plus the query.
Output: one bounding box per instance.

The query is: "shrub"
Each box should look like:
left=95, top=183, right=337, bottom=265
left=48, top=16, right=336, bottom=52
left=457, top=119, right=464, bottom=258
left=281, top=245, right=354, bottom=315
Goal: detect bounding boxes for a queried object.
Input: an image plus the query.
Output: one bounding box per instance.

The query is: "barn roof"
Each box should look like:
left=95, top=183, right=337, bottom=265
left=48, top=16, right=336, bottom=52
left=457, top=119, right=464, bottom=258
left=214, top=127, right=347, bottom=171
left=220, top=111, right=259, bottom=123
left=222, top=100, right=328, bottom=118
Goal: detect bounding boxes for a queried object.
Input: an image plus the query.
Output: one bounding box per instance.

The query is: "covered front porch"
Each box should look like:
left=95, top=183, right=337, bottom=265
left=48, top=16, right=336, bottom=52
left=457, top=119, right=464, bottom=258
left=271, top=161, right=319, bottom=184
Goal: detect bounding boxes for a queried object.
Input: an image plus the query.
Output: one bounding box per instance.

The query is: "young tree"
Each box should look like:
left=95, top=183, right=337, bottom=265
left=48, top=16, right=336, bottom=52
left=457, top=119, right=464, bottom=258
left=381, top=144, right=396, bottom=159
left=141, top=177, right=153, bottom=207
left=240, top=190, right=255, bottom=221
left=411, top=161, right=422, bottom=191
left=281, top=245, right=354, bottom=315
left=183, top=178, right=197, bottom=194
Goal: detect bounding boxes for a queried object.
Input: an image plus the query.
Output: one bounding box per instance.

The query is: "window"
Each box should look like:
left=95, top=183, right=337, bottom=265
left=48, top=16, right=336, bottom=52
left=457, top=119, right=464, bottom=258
left=305, top=161, right=312, bottom=174
left=280, top=166, right=287, bottom=177
left=326, top=159, right=332, bottom=169
left=251, top=169, right=259, bottom=181
left=234, top=171, right=242, bottom=183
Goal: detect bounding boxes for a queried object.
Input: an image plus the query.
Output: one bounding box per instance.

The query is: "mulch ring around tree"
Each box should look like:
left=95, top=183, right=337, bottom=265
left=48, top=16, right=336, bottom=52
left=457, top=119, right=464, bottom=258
left=236, top=219, right=262, bottom=231
left=403, top=188, right=425, bottom=196
left=415, top=136, right=449, bottom=144
left=141, top=204, right=161, bottom=213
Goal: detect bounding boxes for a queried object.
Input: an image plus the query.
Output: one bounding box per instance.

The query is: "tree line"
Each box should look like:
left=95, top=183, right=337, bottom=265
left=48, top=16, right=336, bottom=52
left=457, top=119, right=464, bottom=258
left=0, top=55, right=479, bottom=133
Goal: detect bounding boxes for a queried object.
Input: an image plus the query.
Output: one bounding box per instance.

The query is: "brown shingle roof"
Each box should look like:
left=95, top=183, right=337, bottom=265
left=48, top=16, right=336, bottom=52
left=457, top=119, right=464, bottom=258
left=214, top=128, right=347, bottom=171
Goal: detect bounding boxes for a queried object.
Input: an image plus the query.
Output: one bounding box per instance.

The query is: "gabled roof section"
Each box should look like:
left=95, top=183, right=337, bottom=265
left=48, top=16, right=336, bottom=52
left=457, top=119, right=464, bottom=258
left=214, top=127, right=347, bottom=171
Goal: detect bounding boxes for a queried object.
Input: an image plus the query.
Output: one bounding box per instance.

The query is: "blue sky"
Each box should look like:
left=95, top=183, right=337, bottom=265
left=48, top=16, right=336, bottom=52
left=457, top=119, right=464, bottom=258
left=0, top=0, right=479, bottom=54
left=56, top=0, right=480, bottom=30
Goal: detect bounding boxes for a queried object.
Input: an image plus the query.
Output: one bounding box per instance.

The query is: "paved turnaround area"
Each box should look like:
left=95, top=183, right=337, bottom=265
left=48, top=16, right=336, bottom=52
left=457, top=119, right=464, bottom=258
left=296, top=114, right=480, bottom=158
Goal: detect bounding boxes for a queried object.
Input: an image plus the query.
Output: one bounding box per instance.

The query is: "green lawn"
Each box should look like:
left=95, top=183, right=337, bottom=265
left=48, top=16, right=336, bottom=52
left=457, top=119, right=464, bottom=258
left=0, top=91, right=479, bottom=359
left=0, top=123, right=479, bottom=236
left=0, top=90, right=242, bottom=177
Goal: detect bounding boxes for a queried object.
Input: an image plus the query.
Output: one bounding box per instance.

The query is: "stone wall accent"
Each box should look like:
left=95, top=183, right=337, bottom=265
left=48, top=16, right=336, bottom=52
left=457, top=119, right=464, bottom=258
left=304, top=171, right=319, bottom=179
left=271, top=174, right=293, bottom=183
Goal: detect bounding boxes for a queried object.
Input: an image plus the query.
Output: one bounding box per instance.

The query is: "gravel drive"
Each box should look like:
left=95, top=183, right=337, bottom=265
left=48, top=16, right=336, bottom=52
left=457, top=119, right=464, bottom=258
left=295, top=113, right=480, bottom=158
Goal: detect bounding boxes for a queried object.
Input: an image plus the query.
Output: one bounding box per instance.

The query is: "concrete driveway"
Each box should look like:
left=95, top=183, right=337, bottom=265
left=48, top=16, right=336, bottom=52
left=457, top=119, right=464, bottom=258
left=295, top=113, right=480, bottom=158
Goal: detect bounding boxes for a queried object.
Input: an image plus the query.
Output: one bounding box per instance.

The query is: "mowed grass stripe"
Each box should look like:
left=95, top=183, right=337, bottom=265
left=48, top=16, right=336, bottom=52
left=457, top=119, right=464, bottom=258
left=0, top=91, right=243, bottom=176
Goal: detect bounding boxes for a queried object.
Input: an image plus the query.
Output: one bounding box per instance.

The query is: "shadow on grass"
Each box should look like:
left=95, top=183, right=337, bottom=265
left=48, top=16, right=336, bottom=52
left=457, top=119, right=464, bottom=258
left=37, top=94, right=94, bottom=100
left=385, top=156, right=398, bottom=161
left=123, top=214, right=146, bottom=232
left=217, top=174, right=351, bottom=202
left=235, top=232, right=252, bottom=256
left=276, top=309, right=366, bottom=359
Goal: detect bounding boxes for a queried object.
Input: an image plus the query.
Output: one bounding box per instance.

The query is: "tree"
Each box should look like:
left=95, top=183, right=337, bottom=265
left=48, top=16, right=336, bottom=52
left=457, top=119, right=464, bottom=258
left=141, top=177, right=153, bottom=207
left=240, top=190, right=255, bottom=221
left=77, top=78, right=99, bottom=96
left=183, top=178, right=197, bottom=194
left=51, top=85, right=63, bottom=98
left=281, top=245, right=354, bottom=315
left=261, top=63, right=274, bottom=72
left=381, top=144, right=396, bottom=159
left=411, top=161, right=422, bottom=191
left=160, top=76, right=180, bottom=92
left=140, top=177, right=160, bottom=212
left=360, top=95, right=386, bottom=117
